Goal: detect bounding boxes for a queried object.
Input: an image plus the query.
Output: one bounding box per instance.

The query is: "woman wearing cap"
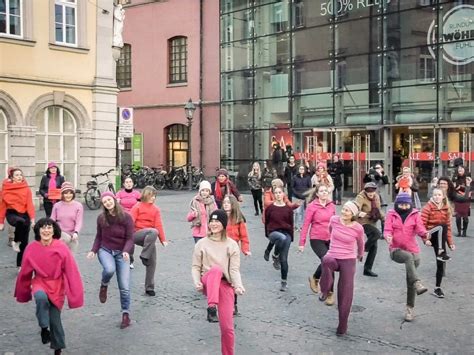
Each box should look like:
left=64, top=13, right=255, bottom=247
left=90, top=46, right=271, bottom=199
left=0, top=167, right=35, bottom=269
left=39, top=162, right=65, bottom=218
left=51, top=182, right=83, bottom=253
left=319, top=201, right=364, bottom=336
left=87, top=192, right=134, bottom=329
left=311, top=163, right=334, bottom=195
left=247, top=162, right=263, bottom=216
left=192, top=209, right=245, bottom=355
left=298, top=184, right=336, bottom=303
left=355, top=182, right=384, bottom=277
left=15, top=218, right=84, bottom=355
left=187, top=180, right=217, bottom=243
left=264, top=186, right=294, bottom=291
left=211, top=168, right=242, bottom=209
left=384, top=192, right=431, bottom=321
left=130, top=186, right=168, bottom=296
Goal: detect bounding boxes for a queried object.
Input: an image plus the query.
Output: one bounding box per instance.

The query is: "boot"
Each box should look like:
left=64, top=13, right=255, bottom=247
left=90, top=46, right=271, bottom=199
left=120, top=313, right=131, bottom=329
left=462, top=218, right=468, bottom=237
left=405, top=306, right=415, bottom=322
left=99, top=285, right=108, bottom=303
left=40, top=327, right=50, bottom=344
left=207, top=306, right=219, bottom=323
left=308, top=276, right=319, bottom=294
left=414, top=280, right=428, bottom=295
left=325, top=291, right=335, bottom=306
left=456, top=217, right=462, bottom=237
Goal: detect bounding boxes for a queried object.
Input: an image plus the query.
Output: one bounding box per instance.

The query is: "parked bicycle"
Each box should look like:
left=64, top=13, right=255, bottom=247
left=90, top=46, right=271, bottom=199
left=84, top=169, right=115, bottom=210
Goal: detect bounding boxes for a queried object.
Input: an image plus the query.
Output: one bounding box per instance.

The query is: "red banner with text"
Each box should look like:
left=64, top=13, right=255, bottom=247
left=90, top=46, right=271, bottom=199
left=294, top=152, right=367, bottom=161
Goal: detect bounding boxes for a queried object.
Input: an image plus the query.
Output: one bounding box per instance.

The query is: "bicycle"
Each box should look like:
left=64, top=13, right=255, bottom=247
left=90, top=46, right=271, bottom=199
left=84, top=169, right=115, bottom=210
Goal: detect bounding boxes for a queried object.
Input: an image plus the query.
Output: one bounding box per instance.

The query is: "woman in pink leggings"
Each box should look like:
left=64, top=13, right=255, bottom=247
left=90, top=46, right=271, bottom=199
left=319, top=201, right=364, bottom=336
left=192, top=209, right=245, bottom=355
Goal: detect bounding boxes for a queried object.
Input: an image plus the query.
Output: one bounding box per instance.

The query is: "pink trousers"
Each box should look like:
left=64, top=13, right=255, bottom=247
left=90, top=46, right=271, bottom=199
left=202, top=265, right=235, bottom=355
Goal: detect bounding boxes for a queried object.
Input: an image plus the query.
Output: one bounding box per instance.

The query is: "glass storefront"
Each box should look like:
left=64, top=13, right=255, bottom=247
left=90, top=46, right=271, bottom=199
left=220, top=0, right=474, bottom=196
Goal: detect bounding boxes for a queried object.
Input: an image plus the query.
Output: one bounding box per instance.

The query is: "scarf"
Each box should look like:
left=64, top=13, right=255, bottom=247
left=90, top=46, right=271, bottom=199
left=190, top=194, right=215, bottom=228
left=48, top=173, right=57, bottom=190
left=366, top=193, right=382, bottom=221
left=215, top=179, right=229, bottom=201
left=395, top=205, right=413, bottom=223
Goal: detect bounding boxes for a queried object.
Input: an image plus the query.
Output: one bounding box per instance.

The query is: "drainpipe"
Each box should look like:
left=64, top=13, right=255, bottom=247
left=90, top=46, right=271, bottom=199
left=199, top=0, right=204, bottom=169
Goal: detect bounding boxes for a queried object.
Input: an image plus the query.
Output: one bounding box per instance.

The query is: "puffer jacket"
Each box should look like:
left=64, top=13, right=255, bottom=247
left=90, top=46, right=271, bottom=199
left=384, top=209, right=427, bottom=253
left=421, top=200, right=453, bottom=246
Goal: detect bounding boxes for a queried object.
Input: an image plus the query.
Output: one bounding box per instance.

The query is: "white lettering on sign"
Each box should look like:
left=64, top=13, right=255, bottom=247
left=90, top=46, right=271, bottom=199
left=319, top=0, right=390, bottom=16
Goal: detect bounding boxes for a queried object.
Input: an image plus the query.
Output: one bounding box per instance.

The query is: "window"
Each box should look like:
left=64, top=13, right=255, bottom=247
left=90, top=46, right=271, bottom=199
left=35, top=106, right=77, bottom=187
left=55, top=0, right=77, bottom=46
left=0, top=110, right=8, bottom=177
left=166, top=124, right=189, bottom=167
left=293, top=0, right=304, bottom=28
left=419, top=54, right=436, bottom=82
left=117, top=43, right=132, bottom=88
left=168, top=36, right=188, bottom=83
left=0, top=0, right=22, bottom=37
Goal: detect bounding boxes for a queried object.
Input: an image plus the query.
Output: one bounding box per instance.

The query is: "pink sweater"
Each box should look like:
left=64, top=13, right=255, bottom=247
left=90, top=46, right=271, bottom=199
left=299, top=199, right=335, bottom=246
left=326, top=216, right=364, bottom=259
left=51, top=200, right=84, bottom=234
left=116, top=189, right=141, bottom=213
left=383, top=209, right=428, bottom=254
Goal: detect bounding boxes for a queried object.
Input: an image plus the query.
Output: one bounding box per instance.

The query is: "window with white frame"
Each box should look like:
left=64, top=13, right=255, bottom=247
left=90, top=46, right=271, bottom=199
left=35, top=106, right=77, bottom=187
left=0, top=0, right=22, bottom=37
left=55, top=0, right=77, bottom=46
left=0, top=110, right=9, bottom=178
left=419, top=54, right=436, bottom=82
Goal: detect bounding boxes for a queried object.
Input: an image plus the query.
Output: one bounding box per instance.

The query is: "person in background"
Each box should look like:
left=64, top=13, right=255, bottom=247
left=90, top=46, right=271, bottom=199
left=395, top=167, right=421, bottom=209
left=262, top=161, right=277, bottom=191
left=328, top=155, right=344, bottom=205
left=283, top=155, right=298, bottom=201
left=116, top=177, right=141, bottom=214
left=292, top=165, right=312, bottom=231
left=39, top=162, right=65, bottom=218
left=15, top=218, right=84, bottom=355
left=247, top=162, right=263, bottom=216
left=453, top=185, right=471, bottom=237
left=187, top=180, right=217, bottom=243
left=311, top=163, right=334, bottom=196
left=51, top=182, right=83, bottom=253
left=212, top=169, right=242, bottom=209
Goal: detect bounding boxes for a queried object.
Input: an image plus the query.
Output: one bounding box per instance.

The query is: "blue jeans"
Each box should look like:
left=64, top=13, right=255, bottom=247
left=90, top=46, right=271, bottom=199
left=294, top=199, right=305, bottom=229
left=98, top=247, right=131, bottom=313
left=269, top=231, right=292, bottom=281
left=34, top=291, right=65, bottom=350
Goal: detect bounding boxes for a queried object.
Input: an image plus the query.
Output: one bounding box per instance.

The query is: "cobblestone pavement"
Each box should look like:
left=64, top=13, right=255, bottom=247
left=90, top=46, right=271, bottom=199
left=0, top=191, right=473, bottom=354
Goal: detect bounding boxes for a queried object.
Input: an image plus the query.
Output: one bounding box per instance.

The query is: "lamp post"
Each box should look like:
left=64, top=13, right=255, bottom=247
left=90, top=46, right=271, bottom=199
left=184, top=98, right=196, bottom=190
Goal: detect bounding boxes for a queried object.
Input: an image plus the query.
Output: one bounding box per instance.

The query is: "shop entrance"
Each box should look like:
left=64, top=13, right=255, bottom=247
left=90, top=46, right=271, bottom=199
left=440, top=128, right=474, bottom=177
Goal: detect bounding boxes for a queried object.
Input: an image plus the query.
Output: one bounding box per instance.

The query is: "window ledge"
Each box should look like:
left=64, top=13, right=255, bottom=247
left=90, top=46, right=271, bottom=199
left=49, top=43, right=90, bottom=54
left=119, top=87, right=132, bottom=92
left=0, top=36, right=36, bottom=46
left=167, top=82, right=188, bottom=88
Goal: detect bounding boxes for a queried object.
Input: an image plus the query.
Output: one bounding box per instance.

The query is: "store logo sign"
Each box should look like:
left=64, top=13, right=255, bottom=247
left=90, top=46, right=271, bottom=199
left=428, top=4, right=474, bottom=65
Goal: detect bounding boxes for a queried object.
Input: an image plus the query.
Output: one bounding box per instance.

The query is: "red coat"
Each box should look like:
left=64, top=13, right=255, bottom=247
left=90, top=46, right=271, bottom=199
left=421, top=200, right=453, bottom=246
left=15, top=240, right=84, bottom=310
left=0, top=179, right=35, bottom=223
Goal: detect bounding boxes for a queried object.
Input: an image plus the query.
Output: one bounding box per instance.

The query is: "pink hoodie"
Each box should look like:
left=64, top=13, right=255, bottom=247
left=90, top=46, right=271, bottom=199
left=383, top=209, right=428, bottom=254
left=299, top=199, right=336, bottom=246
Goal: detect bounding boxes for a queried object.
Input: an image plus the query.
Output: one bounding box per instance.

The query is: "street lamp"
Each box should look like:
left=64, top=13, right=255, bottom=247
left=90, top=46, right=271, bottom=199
left=184, top=98, right=196, bottom=190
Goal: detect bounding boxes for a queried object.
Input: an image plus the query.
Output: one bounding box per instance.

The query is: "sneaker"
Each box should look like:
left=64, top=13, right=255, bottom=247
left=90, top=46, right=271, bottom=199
left=272, top=254, right=281, bottom=270
left=325, top=291, right=335, bottom=306
left=12, top=241, right=20, bottom=253
left=120, top=313, right=131, bottom=329
left=99, top=285, right=108, bottom=303
left=145, top=290, right=156, bottom=296
left=414, top=280, right=428, bottom=295
left=254, top=211, right=259, bottom=216
left=363, top=269, right=378, bottom=277
left=207, top=306, right=219, bottom=323
left=41, top=327, right=51, bottom=344
left=129, top=263, right=134, bottom=270
left=318, top=293, right=327, bottom=302
left=405, top=306, right=415, bottom=322
left=264, top=249, right=270, bottom=262
left=433, top=287, right=445, bottom=298
left=280, top=281, right=288, bottom=292
left=436, top=252, right=451, bottom=262
left=308, top=276, right=319, bottom=294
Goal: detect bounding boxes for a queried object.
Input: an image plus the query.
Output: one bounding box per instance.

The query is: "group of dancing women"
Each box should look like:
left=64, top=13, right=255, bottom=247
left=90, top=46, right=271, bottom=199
left=0, top=160, right=471, bottom=354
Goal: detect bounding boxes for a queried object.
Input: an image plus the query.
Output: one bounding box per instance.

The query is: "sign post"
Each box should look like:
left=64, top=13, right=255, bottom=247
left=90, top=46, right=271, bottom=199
left=118, top=107, right=134, bottom=189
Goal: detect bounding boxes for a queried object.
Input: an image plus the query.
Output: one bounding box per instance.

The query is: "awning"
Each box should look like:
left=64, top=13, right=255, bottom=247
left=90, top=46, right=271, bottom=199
left=345, top=114, right=381, bottom=125
left=303, top=117, right=333, bottom=127
left=451, top=110, right=473, bottom=122
left=395, top=113, right=436, bottom=124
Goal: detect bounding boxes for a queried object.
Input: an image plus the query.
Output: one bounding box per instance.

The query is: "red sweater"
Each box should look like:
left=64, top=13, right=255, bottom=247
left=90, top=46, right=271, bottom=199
left=226, top=220, right=250, bottom=254
left=0, top=179, right=35, bottom=223
left=421, top=200, right=453, bottom=246
left=130, top=202, right=167, bottom=243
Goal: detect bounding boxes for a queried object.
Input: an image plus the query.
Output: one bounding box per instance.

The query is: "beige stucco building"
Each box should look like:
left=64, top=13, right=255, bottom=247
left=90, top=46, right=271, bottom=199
left=0, top=0, right=118, bottom=198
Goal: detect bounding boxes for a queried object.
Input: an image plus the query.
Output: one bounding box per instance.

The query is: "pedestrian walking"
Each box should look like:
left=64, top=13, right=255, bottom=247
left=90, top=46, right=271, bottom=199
left=355, top=182, right=384, bottom=277
left=87, top=191, right=134, bottom=328
left=283, top=155, right=298, bottom=201
left=212, top=168, right=242, bottom=209
left=421, top=188, right=455, bottom=299
left=264, top=186, right=294, bottom=291
left=116, top=176, right=141, bottom=213
left=292, top=165, right=312, bottom=231
left=319, top=201, right=364, bottom=336
left=187, top=180, right=217, bottom=243
left=15, top=218, right=84, bottom=355
left=383, top=193, right=431, bottom=322
left=130, top=186, right=168, bottom=296
left=298, top=184, right=336, bottom=302
left=328, top=155, right=344, bottom=205
left=247, top=162, right=263, bottom=216
left=0, top=167, right=35, bottom=269
left=51, top=182, right=83, bottom=253
left=39, top=162, right=65, bottom=218
left=192, top=209, right=245, bottom=355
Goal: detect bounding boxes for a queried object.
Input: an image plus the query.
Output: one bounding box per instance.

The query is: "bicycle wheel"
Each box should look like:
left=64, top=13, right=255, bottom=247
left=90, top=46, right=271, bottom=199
left=84, top=188, right=101, bottom=210
left=171, top=175, right=183, bottom=190
left=154, top=175, right=166, bottom=190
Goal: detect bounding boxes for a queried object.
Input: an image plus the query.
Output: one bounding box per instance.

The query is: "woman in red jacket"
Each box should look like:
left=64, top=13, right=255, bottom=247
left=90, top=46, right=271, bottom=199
left=421, top=188, right=454, bottom=299
left=0, top=168, right=35, bottom=268
left=15, top=218, right=84, bottom=355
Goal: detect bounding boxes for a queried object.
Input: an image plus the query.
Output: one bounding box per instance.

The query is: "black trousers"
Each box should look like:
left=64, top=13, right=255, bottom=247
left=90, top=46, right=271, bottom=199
left=431, top=224, right=448, bottom=287
left=250, top=189, right=263, bottom=214
left=363, top=224, right=381, bottom=271
left=43, top=200, right=54, bottom=218
left=6, top=209, right=31, bottom=266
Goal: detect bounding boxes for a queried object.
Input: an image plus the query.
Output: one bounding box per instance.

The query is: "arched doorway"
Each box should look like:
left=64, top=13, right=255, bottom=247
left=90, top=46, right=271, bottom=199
left=166, top=124, right=188, bottom=167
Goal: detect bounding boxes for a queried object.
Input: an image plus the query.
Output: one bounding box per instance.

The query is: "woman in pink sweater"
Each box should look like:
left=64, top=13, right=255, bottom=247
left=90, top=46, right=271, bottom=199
left=384, top=193, right=431, bottom=322
left=298, top=185, right=336, bottom=302
left=15, top=218, right=84, bottom=355
left=319, top=201, right=364, bottom=336
left=116, top=177, right=141, bottom=213
left=187, top=180, right=217, bottom=243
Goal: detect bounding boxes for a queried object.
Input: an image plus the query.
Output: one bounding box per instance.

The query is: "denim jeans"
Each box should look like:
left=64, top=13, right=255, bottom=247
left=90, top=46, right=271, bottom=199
left=294, top=199, right=305, bottom=229
left=268, top=231, right=292, bottom=280
left=34, top=290, right=65, bottom=350
left=98, top=247, right=131, bottom=313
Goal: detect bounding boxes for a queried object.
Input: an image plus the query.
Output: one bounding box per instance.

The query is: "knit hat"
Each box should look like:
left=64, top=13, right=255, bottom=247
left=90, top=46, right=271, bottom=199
left=199, top=180, right=212, bottom=192
left=364, top=182, right=377, bottom=191
left=317, top=162, right=326, bottom=170
left=395, top=192, right=412, bottom=205
left=48, top=162, right=57, bottom=169
left=343, top=201, right=359, bottom=216
left=60, top=181, right=74, bottom=194
left=216, top=168, right=229, bottom=177
left=101, top=191, right=116, bottom=201
left=209, top=209, right=228, bottom=229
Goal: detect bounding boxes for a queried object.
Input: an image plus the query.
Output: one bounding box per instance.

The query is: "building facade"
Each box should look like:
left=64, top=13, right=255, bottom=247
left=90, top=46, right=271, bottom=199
left=0, top=0, right=118, bottom=197
left=117, top=0, right=220, bottom=176
left=220, top=0, right=474, bottom=198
